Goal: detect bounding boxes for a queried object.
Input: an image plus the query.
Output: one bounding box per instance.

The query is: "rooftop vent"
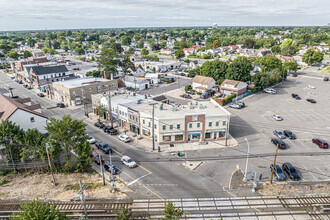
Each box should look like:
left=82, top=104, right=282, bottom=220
left=171, top=106, right=178, bottom=111
left=199, top=104, right=204, bottom=109
left=189, top=105, right=194, bottom=109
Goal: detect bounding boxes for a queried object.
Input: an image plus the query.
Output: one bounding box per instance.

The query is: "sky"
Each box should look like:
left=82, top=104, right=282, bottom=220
left=0, top=0, right=329, bottom=31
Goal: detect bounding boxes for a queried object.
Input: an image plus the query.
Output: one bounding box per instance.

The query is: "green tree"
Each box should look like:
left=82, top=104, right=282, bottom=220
left=174, top=49, right=185, bottom=60
left=11, top=200, right=70, bottom=220
left=254, top=56, right=283, bottom=72
left=6, top=51, right=19, bottom=60
left=141, top=48, right=149, bottom=56
left=121, top=36, right=131, bottom=46
left=225, top=56, right=252, bottom=81
left=116, top=207, right=133, bottom=220
left=281, top=45, right=296, bottom=56
left=302, top=49, right=324, bottom=65
left=9, top=42, right=18, bottom=49
left=212, top=40, right=221, bottom=49
left=283, top=61, right=298, bottom=73
left=97, top=48, right=120, bottom=78
left=75, top=48, right=85, bottom=55
left=21, top=129, right=46, bottom=162
left=162, top=202, right=184, bottom=220
left=86, top=70, right=102, bottom=77
left=95, top=105, right=106, bottom=121
left=280, top=39, right=293, bottom=51
left=53, top=40, right=60, bottom=49
left=0, top=120, right=24, bottom=166
left=243, top=39, right=255, bottom=48
left=23, top=50, right=31, bottom=58
left=271, top=45, right=281, bottom=54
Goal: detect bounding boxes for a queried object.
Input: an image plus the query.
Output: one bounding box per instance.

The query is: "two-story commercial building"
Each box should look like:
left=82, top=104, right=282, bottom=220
left=53, top=77, right=118, bottom=106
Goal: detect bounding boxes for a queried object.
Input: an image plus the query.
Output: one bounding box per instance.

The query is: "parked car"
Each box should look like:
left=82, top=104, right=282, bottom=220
left=272, top=114, right=283, bottom=121
left=312, top=138, right=329, bottom=149
left=4, top=86, right=12, bottom=90
left=37, top=93, right=45, bottom=97
left=270, top=164, right=287, bottom=181
left=57, top=102, right=65, bottom=108
left=291, top=93, right=300, bottom=100
left=73, top=68, right=80, bottom=70
left=282, top=163, right=300, bottom=181
left=237, top=102, right=245, bottom=108
left=18, top=80, right=23, bottom=84
left=104, top=162, right=119, bottom=175
left=180, top=94, right=192, bottom=99
left=26, top=86, right=32, bottom=90
left=284, top=130, right=296, bottom=139
left=95, top=142, right=112, bottom=154
left=229, top=103, right=241, bottom=109
left=323, top=77, right=329, bottom=81
left=87, top=136, right=96, bottom=144
left=94, top=122, right=105, bottom=128
left=291, top=74, right=297, bottom=77
left=273, top=130, right=286, bottom=139
left=264, top=88, right=277, bottom=94
left=271, top=138, right=286, bottom=149
left=200, top=93, right=208, bottom=99
left=121, top=155, right=137, bottom=168
left=118, top=135, right=131, bottom=143
left=306, top=98, right=316, bottom=103
left=186, top=90, right=194, bottom=95
left=307, top=84, right=315, bottom=89
left=90, top=151, right=104, bottom=165
left=23, top=84, right=28, bottom=88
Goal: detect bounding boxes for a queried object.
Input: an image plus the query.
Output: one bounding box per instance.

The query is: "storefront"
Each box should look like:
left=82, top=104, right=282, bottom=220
left=130, top=123, right=140, bottom=134
left=187, top=131, right=201, bottom=142
left=162, top=132, right=184, bottom=142
left=142, top=128, right=150, bottom=137
left=205, top=129, right=226, bottom=139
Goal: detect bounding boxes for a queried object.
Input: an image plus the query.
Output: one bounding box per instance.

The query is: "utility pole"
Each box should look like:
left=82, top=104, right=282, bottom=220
left=45, top=143, right=56, bottom=186
left=107, top=90, right=113, bottom=128
left=225, top=119, right=229, bottom=146
left=270, top=144, right=279, bottom=184
left=243, top=138, right=250, bottom=182
left=100, top=155, right=105, bottom=186
left=149, top=103, right=157, bottom=151
left=78, top=180, right=88, bottom=218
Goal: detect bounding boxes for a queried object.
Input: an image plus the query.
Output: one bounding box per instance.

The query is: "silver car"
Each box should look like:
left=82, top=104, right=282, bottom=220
left=273, top=130, right=286, bottom=139
left=272, top=114, right=283, bottom=121
left=264, top=88, right=277, bottom=94
left=229, top=103, right=241, bottom=109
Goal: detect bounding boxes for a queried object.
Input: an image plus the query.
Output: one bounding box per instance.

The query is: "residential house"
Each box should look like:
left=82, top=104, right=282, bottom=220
left=192, top=75, right=216, bottom=93
left=133, top=67, right=146, bottom=77
left=124, top=76, right=150, bottom=91
left=183, top=48, right=195, bottom=57
left=160, top=48, right=175, bottom=55
left=52, top=77, right=118, bottom=107
left=220, top=79, right=248, bottom=96
left=34, top=42, right=44, bottom=48
left=10, top=57, right=48, bottom=71
left=0, top=95, right=48, bottom=133
left=145, top=73, right=160, bottom=85
left=258, top=49, right=273, bottom=57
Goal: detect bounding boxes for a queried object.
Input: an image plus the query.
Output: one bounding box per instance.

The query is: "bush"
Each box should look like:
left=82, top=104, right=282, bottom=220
left=197, top=92, right=202, bottom=95
left=0, top=178, right=9, bottom=186
left=222, top=93, right=236, bottom=105
left=184, top=85, right=192, bottom=91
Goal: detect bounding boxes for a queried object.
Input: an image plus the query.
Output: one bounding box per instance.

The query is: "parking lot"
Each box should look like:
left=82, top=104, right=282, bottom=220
left=224, top=73, right=330, bottom=184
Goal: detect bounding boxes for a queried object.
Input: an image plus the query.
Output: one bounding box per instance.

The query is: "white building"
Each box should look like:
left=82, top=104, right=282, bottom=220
left=192, top=75, right=216, bottom=93
left=124, top=76, right=150, bottom=91
left=145, top=73, right=160, bottom=85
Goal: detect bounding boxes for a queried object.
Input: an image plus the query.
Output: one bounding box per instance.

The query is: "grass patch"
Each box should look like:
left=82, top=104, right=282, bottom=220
left=65, top=182, right=104, bottom=191
left=320, top=67, right=330, bottom=74
left=75, top=57, right=85, bottom=60
left=0, top=178, right=9, bottom=186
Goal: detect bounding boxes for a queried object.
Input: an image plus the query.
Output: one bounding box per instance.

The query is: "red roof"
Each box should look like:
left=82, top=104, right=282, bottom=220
left=183, top=48, right=194, bottom=51
left=229, top=45, right=239, bottom=47
left=192, top=45, right=201, bottom=49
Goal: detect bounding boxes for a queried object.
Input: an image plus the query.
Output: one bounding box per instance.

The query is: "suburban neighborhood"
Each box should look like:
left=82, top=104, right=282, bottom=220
left=0, top=4, right=329, bottom=219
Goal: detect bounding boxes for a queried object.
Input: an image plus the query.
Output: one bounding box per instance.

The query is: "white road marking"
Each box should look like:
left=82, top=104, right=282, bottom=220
left=127, top=173, right=151, bottom=186
left=300, top=75, right=323, bottom=80
left=315, top=166, right=326, bottom=179
left=302, top=165, right=318, bottom=181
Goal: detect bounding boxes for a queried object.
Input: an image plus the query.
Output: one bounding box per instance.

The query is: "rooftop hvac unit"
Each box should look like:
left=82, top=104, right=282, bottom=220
left=189, top=105, right=194, bottom=109
left=171, top=106, right=177, bottom=111
left=195, top=101, right=198, bottom=105
left=159, top=104, right=163, bottom=110
left=199, top=104, right=204, bottom=109
left=136, top=99, right=141, bottom=104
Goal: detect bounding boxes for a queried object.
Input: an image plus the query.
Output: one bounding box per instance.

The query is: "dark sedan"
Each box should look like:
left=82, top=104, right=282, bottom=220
left=57, top=102, right=65, bottom=108
left=291, top=93, right=300, bottom=100
left=271, top=138, right=286, bottom=149
left=270, top=164, right=287, bottom=181
left=284, top=130, right=296, bottom=139
left=37, top=93, right=45, bottom=97
left=104, top=162, right=119, bottom=175
left=282, top=163, right=300, bottom=181
left=95, top=142, right=112, bottom=154
left=94, top=122, right=105, bottom=128
left=306, top=98, right=316, bottom=103
left=312, top=138, right=329, bottom=149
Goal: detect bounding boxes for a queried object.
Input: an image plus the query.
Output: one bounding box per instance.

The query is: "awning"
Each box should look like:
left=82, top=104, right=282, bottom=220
left=163, top=132, right=183, bottom=136
left=188, top=131, right=201, bottom=135
left=143, top=128, right=150, bottom=132
left=206, top=129, right=226, bottom=133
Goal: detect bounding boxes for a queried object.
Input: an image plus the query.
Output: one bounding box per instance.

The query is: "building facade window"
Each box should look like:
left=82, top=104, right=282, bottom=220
left=89, top=88, right=92, bottom=93
left=216, top=121, right=219, bottom=126
left=30, top=117, right=35, bottom=122
left=72, top=91, right=76, bottom=97
left=209, top=122, right=212, bottom=127
left=154, top=124, right=157, bottom=129
left=170, top=125, right=173, bottom=130
left=97, top=86, right=101, bottom=92
left=197, top=122, right=200, bottom=128
left=163, top=135, right=171, bottom=141
left=104, top=85, right=109, bottom=90
left=205, top=132, right=211, bottom=139
left=148, top=122, right=151, bottom=127
left=162, top=125, right=166, bottom=130
left=175, top=135, right=183, bottom=141
left=143, top=120, right=145, bottom=124
left=223, top=120, right=227, bottom=126
left=81, top=89, right=85, bottom=96
left=189, top=123, right=192, bottom=128
left=177, top=124, right=180, bottom=129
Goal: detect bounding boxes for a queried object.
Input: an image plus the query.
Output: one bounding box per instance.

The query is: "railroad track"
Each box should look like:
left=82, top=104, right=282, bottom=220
left=0, top=200, right=134, bottom=219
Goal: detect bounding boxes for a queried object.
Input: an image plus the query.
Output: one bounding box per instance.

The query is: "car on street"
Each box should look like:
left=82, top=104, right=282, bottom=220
left=291, top=74, right=297, bottom=77
left=23, top=84, right=28, bottom=88
left=284, top=130, right=296, bottom=139
left=186, top=90, right=194, bottom=95
left=103, top=126, right=118, bottom=135
left=4, top=86, right=12, bottom=90
left=272, top=114, right=283, bottom=121
left=18, top=80, right=23, bottom=84
left=271, top=138, right=286, bottom=149
left=312, top=138, right=329, bottom=149
left=307, top=84, right=315, bottom=89
left=37, top=93, right=45, bottom=97
left=291, top=93, right=300, bottom=100
left=95, top=142, right=112, bottom=154
left=87, top=136, right=96, bottom=144
left=306, top=98, right=316, bottom=103
left=323, top=77, right=329, bottom=81
left=270, top=164, right=287, bottom=181
left=282, top=163, right=300, bottom=181
left=90, top=151, right=104, bottom=165
left=94, top=122, right=105, bottom=128
left=57, top=102, right=65, bottom=108
left=273, top=130, right=286, bottom=139
left=26, top=86, right=32, bottom=89
left=121, top=155, right=137, bottom=168
left=72, top=68, right=79, bottom=70
left=264, top=88, right=277, bottom=94
left=118, top=135, right=131, bottom=143
left=229, top=103, right=241, bottom=109
left=104, top=162, right=119, bottom=175
left=237, top=102, right=245, bottom=108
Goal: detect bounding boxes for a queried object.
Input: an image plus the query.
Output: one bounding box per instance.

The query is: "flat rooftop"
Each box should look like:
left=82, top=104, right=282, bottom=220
left=53, top=77, right=112, bottom=89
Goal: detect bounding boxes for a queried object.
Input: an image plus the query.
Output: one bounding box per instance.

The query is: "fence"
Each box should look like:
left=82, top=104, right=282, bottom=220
left=232, top=91, right=253, bottom=102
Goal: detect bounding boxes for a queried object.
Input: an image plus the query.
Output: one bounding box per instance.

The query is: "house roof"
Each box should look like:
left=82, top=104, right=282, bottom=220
left=53, top=77, right=114, bottom=89
left=153, top=95, right=168, bottom=102
left=192, top=75, right=214, bottom=85
left=124, top=76, right=148, bottom=84
left=221, top=79, right=246, bottom=90
left=0, top=95, right=47, bottom=121
left=183, top=48, right=194, bottom=51
left=31, top=65, right=68, bottom=75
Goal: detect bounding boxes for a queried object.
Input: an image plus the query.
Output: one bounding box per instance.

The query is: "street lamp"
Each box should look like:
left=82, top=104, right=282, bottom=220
left=243, top=138, right=250, bottom=182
